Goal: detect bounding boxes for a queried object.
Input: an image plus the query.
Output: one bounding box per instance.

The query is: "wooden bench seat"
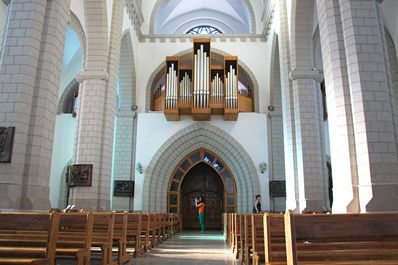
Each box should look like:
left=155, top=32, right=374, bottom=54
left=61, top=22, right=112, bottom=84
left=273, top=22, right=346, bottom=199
left=140, top=213, right=151, bottom=251
left=0, top=212, right=59, bottom=265
left=0, top=258, right=49, bottom=265
left=126, top=213, right=144, bottom=257
left=112, top=212, right=131, bottom=265
left=284, top=211, right=398, bottom=265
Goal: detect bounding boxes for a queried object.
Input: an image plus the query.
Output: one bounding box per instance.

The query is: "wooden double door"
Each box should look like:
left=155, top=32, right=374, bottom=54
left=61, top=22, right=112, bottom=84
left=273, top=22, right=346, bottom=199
left=181, top=163, right=224, bottom=230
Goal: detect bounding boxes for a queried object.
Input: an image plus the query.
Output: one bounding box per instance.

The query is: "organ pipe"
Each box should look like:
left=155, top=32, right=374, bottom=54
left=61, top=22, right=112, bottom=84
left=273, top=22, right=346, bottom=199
left=193, top=44, right=210, bottom=109
left=166, top=63, right=178, bottom=109
left=211, top=73, right=224, bottom=104
left=225, top=65, right=237, bottom=109
left=179, top=72, right=191, bottom=104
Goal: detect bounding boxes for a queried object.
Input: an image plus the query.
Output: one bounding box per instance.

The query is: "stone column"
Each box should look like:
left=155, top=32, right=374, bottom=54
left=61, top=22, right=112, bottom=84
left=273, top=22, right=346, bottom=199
left=0, top=0, right=71, bottom=210
left=290, top=70, right=329, bottom=212
left=277, top=0, right=299, bottom=211
left=70, top=0, right=124, bottom=211
left=338, top=0, right=398, bottom=211
left=112, top=34, right=137, bottom=210
left=316, top=0, right=360, bottom=213
left=269, top=42, right=286, bottom=212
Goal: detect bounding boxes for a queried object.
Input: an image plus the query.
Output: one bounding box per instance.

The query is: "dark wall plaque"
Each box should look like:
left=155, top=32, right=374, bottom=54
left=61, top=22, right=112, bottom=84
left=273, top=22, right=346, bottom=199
left=269, top=180, right=286, bottom=197
left=0, top=127, right=15, bottom=163
left=68, top=164, right=93, bottom=186
left=114, top=180, right=134, bottom=197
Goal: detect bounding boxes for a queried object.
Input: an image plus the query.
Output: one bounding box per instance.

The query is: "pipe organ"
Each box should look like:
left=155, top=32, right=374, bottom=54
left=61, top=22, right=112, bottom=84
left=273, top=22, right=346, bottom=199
left=164, top=38, right=239, bottom=121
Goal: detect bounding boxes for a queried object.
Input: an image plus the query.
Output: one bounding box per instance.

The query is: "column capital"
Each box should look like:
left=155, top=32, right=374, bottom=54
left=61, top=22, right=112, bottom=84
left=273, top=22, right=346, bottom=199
left=76, top=70, right=109, bottom=83
left=289, top=68, right=324, bottom=82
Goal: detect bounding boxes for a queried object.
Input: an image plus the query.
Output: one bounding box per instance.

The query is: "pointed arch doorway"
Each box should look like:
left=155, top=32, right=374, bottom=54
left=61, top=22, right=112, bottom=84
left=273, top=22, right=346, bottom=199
left=168, top=148, right=237, bottom=231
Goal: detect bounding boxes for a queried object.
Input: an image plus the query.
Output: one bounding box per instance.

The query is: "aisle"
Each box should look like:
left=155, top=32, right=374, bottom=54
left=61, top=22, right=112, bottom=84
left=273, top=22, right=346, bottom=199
left=131, top=231, right=238, bottom=265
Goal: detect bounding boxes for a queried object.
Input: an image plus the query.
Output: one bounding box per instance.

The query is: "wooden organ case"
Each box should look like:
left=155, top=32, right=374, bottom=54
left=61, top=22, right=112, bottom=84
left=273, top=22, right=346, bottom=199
left=164, top=38, right=240, bottom=121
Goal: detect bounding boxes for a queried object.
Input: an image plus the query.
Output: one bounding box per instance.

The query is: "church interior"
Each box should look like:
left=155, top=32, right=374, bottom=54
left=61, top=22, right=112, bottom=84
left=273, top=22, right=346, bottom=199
left=1, top=0, right=398, bottom=264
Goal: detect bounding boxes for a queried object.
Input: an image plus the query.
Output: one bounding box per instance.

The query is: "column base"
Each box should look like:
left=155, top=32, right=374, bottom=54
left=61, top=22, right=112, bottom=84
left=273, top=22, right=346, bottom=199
left=363, top=183, right=398, bottom=212
left=300, top=199, right=330, bottom=213
left=0, top=183, right=22, bottom=210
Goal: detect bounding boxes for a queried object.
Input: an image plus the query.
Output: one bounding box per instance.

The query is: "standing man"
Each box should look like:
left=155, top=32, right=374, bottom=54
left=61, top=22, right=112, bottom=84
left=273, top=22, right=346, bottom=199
left=253, top=194, right=262, bottom=213
left=195, top=196, right=206, bottom=233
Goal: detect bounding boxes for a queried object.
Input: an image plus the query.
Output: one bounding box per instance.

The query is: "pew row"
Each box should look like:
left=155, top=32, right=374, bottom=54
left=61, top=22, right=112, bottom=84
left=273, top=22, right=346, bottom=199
left=0, top=212, right=179, bottom=265
left=284, top=211, right=398, bottom=265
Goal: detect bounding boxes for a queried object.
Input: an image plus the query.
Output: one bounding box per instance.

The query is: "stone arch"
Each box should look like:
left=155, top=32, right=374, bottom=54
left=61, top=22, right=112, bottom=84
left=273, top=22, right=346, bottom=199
left=118, top=29, right=136, bottom=109
left=142, top=123, right=260, bottom=213
left=68, top=11, right=86, bottom=68
left=57, top=79, right=79, bottom=114
left=290, top=0, right=315, bottom=69
left=144, top=47, right=260, bottom=112
left=149, top=0, right=256, bottom=34
left=167, top=148, right=237, bottom=214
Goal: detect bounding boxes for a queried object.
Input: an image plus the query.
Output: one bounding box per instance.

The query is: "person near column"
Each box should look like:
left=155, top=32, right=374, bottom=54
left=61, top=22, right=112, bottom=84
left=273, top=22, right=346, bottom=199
left=253, top=194, right=262, bottom=213
left=195, top=195, right=206, bottom=233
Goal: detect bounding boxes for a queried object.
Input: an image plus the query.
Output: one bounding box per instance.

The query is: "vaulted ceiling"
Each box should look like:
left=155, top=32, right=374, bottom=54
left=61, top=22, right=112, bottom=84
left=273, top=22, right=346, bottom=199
left=154, top=0, right=252, bottom=34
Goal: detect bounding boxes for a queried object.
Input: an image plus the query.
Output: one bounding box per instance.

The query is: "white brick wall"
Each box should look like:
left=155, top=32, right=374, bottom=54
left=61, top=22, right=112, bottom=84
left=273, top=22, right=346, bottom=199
left=0, top=0, right=71, bottom=210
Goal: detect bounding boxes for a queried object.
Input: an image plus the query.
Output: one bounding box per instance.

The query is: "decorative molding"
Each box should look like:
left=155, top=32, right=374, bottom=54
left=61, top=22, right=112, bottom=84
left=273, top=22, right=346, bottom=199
left=269, top=180, right=286, bottom=197
left=289, top=68, right=324, bottom=82
left=114, top=180, right=135, bottom=196
left=68, top=164, right=93, bottom=187
left=76, top=70, right=109, bottom=83
left=0, top=127, right=15, bottom=163
left=261, top=0, right=276, bottom=42
left=124, top=0, right=145, bottom=41
left=139, top=34, right=266, bottom=43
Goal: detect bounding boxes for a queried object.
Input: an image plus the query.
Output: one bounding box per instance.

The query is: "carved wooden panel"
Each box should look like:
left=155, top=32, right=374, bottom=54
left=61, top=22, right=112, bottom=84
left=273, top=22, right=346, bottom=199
left=114, top=180, right=134, bottom=197
left=68, top=164, right=93, bottom=186
left=0, top=127, right=15, bottom=163
left=269, top=180, right=286, bottom=197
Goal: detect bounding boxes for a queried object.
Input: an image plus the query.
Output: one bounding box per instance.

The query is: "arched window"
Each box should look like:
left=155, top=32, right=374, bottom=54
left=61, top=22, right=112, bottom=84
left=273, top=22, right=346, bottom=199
left=186, top=25, right=222, bottom=35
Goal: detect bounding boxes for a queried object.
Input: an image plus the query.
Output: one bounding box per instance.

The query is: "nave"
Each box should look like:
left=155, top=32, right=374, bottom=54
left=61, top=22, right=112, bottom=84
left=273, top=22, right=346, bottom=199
left=132, top=232, right=237, bottom=265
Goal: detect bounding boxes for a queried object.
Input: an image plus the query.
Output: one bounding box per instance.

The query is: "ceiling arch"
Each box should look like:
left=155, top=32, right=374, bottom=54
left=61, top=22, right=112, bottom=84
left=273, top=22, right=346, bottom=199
left=151, top=0, right=254, bottom=34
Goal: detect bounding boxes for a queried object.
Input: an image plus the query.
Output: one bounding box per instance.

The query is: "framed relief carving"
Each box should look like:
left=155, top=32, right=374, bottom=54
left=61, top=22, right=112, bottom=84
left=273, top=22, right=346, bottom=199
left=114, top=180, right=135, bottom=197
left=269, top=180, right=286, bottom=197
left=0, top=127, right=15, bottom=163
left=68, top=164, right=93, bottom=186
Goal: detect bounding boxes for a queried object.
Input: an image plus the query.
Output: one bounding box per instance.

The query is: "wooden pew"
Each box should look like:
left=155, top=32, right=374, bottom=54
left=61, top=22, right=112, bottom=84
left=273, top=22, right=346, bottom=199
left=90, top=213, right=114, bottom=265
left=0, top=212, right=94, bottom=265
left=240, top=214, right=253, bottom=265
left=284, top=211, right=398, bottom=265
left=126, top=213, right=144, bottom=257
left=154, top=213, right=162, bottom=244
left=166, top=213, right=174, bottom=238
left=0, top=212, right=59, bottom=265
left=147, top=213, right=157, bottom=248
left=140, top=213, right=151, bottom=251
left=226, top=213, right=232, bottom=246
left=232, top=213, right=241, bottom=259
left=112, top=212, right=131, bottom=265
left=171, top=213, right=179, bottom=235
left=264, top=213, right=286, bottom=265
left=251, top=213, right=264, bottom=265
left=56, top=212, right=94, bottom=265
left=159, top=213, right=167, bottom=241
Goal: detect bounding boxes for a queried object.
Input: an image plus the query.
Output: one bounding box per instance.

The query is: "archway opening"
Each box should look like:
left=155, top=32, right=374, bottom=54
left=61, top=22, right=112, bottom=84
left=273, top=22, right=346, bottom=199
left=181, top=163, right=223, bottom=230
left=167, top=148, right=237, bottom=230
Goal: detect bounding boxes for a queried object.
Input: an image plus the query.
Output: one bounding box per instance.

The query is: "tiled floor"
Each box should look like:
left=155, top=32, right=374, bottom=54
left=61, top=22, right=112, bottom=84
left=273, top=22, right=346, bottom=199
left=130, top=231, right=238, bottom=265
